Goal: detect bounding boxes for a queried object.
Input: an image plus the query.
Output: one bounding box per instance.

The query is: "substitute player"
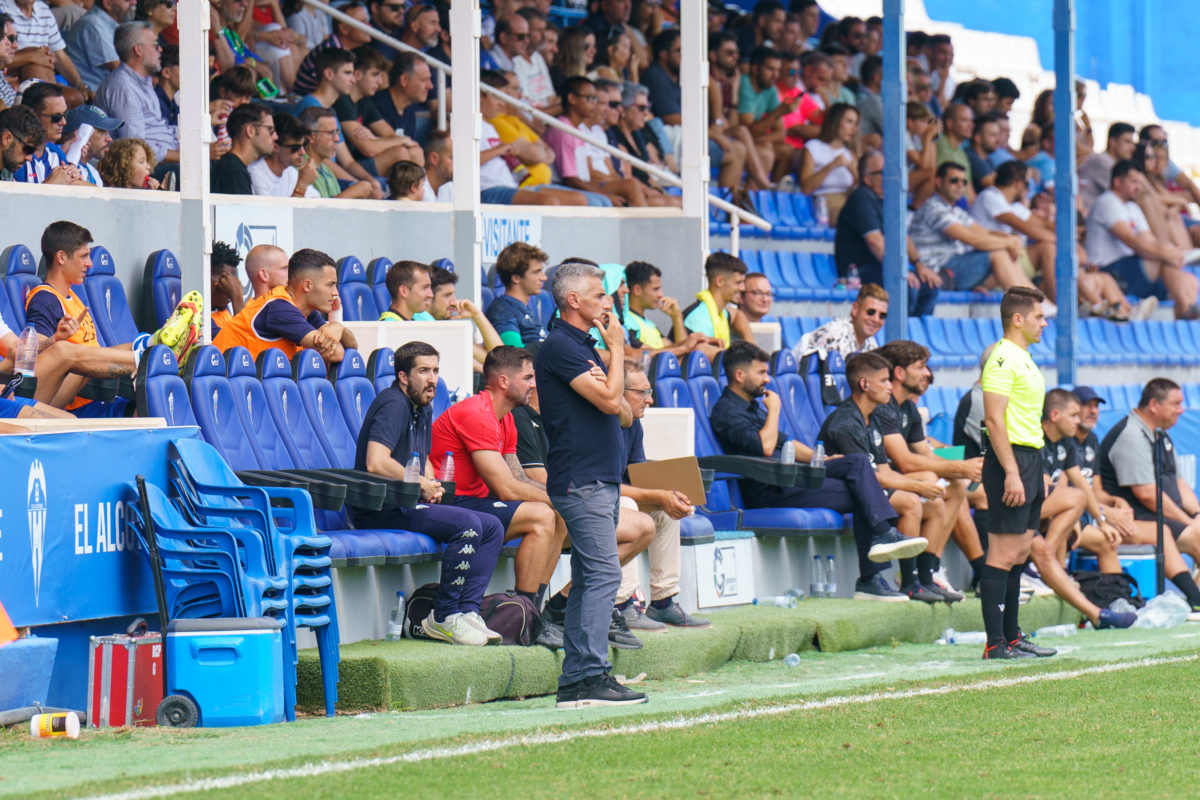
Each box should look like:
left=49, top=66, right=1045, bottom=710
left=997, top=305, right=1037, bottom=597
left=979, top=287, right=1056, bottom=659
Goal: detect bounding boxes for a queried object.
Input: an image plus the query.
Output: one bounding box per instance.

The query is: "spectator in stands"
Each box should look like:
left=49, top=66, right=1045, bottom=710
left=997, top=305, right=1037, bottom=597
left=640, top=27, right=680, bottom=128
left=835, top=153, right=939, bottom=317
left=483, top=12, right=526, bottom=73
left=589, top=26, right=636, bottom=84
left=398, top=2, right=440, bottom=56
left=337, top=46, right=426, bottom=175
left=209, top=240, right=243, bottom=337
left=784, top=51, right=833, bottom=151
left=28, top=220, right=202, bottom=413
left=987, top=113, right=1018, bottom=169
left=910, top=162, right=1042, bottom=300
left=3, top=0, right=88, bottom=99
left=355, top=341, right=506, bottom=646
left=419, top=127, right=452, bottom=201
left=1099, top=377, right=1200, bottom=615
left=211, top=102, right=275, bottom=194
left=379, top=260, right=432, bottom=321
left=738, top=272, right=774, bottom=324
left=365, top=0, right=403, bottom=61
left=966, top=111, right=1000, bottom=194
left=797, top=101, right=858, bottom=224
left=795, top=282, right=887, bottom=358
left=875, top=340, right=981, bottom=602
left=733, top=0, right=785, bottom=60
left=14, top=82, right=86, bottom=184
left=957, top=78, right=996, bottom=117
left=297, top=105, right=380, bottom=199
left=65, top=0, right=131, bottom=92
left=682, top=252, right=756, bottom=356
left=622, top=260, right=717, bottom=357
left=291, top=0, right=370, bottom=96
left=249, top=111, right=318, bottom=198
left=243, top=243, right=287, bottom=297
left=1078, top=122, right=1137, bottom=213
left=607, top=81, right=680, bottom=208
left=793, top=0, right=821, bottom=51
left=1023, top=122, right=1056, bottom=196
left=851, top=53, right=883, bottom=148
left=935, top=102, right=974, bottom=202
left=0, top=13, right=17, bottom=107
left=549, top=25, right=593, bottom=92
left=373, top=51, right=433, bottom=150
left=615, top=357, right=709, bottom=629
left=486, top=242, right=549, bottom=348
left=213, top=247, right=357, bottom=364
left=822, top=44, right=857, bottom=105
left=96, top=21, right=178, bottom=167
left=423, top=264, right=502, bottom=371
left=969, top=159, right=1049, bottom=280
left=1140, top=124, right=1200, bottom=211
left=926, top=33, right=954, bottom=110
left=707, top=31, right=772, bottom=192
left=535, top=261, right=649, bottom=706
left=429, top=346, right=566, bottom=646
left=386, top=159, right=423, bottom=200
left=487, top=70, right=556, bottom=188
left=712, top=341, right=922, bottom=600
left=905, top=101, right=937, bottom=208
left=0, top=104, right=40, bottom=180
left=210, top=0, right=287, bottom=95
left=1132, top=140, right=1200, bottom=259
left=738, top=45, right=796, bottom=185
left=1086, top=159, right=1199, bottom=319
left=139, top=0, right=174, bottom=39
left=286, top=0, right=330, bottom=49
left=543, top=75, right=648, bottom=207
left=97, top=136, right=156, bottom=188
left=511, top=8, right=557, bottom=114
left=59, top=103, right=121, bottom=184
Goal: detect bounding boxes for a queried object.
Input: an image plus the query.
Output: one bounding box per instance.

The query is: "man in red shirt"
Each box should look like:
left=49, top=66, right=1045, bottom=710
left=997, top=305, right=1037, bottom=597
left=430, top=346, right=566, bottom=643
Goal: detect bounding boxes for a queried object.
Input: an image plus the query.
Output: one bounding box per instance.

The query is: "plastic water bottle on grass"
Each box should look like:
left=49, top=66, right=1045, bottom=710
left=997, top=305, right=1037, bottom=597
left=938, top=628, right=987, bottom=645
left=1033, top=624, right=1077, bottom=638
left=810, top=555, right=826, bottom=597
left=404, top=452, right=422, bottom=484
left=783, top=653, right=801, bottom=667
left=386, top=591, right=406, bottom=641
left=754, top=595, right=798, bottom=609
left=825, top=555, right=837, bottom=597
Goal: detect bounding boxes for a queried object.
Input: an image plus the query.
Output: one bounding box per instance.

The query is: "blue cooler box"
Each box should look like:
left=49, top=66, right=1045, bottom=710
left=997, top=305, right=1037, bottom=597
left=166, top=618, right=285, bottom=727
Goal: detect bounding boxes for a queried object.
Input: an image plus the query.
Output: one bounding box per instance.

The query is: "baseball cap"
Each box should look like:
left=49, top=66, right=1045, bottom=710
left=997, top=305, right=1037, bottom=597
left=63, top=105, right=123, bottom=138
left=1072, top=385, right=1105, bottom=405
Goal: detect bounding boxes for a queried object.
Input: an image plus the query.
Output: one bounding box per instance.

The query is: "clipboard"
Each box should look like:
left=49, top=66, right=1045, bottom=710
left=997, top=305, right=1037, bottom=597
left=627, top=456, right=707, bottom=507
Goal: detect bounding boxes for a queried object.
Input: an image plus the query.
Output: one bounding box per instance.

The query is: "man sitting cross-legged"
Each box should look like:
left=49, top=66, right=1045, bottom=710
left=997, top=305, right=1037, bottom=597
left=213, top=248, right=357, bottom=366
left=818, top=351, right=943, bottom=602
left=710, top=341, right=925, bottom=602
left=1035, top=388, right=1137, bottom=629
left=430, top=346, right=568, bottom=648
left=355, top=341, right=506, bottom=646
left=25, top=220, right=203, bottom=415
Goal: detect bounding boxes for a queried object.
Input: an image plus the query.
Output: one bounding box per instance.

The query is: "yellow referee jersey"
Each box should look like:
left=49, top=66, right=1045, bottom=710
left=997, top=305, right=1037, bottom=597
left=981, top=337, right=1045, bottom=448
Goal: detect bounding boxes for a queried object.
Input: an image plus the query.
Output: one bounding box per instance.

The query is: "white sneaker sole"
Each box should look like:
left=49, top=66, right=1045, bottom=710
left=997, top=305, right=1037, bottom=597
left=556, top=696, right=649, bottom=709
left=868, top=536, right=928, bottom=562
left=852, top=591, right=910, bottom=602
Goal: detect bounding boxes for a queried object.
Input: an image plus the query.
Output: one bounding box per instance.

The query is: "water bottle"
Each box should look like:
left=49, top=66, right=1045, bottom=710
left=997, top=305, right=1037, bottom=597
left=783, top=653, right=801, bottom=667
left=781, top=440, right=795, bottom=465
left=440, top=451, right=455, bottom=482
left=1033, top=623, right=1078, bottom=638
left=386, top=591, right=406, bottom=641
left=846, top=264, right=862, bottom=291
left=939, top=628, right=987, bottom=645
left=785, top=587, right=806, bottom=602
left=753, top=595, right=798, bottom=609
left=825, top=554, right=837, bottom=597
left=15, top=324, right=38, bottom=376
left=404, top=452, right=422, bottom=484
left=811, top=441, right=826, bottom=468
left=810, top=555, right=826, bottom=598
left=814, top=195, right=829, bottom=227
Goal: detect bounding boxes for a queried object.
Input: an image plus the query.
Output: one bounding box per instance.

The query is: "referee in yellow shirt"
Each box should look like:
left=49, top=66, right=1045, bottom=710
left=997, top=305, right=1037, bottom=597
left=980, top=287, right=1057, bottom=659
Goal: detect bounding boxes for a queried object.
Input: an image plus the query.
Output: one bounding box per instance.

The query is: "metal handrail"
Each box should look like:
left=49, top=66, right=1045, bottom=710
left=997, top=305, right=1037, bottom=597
left=298, top=0, right=770, bottom=234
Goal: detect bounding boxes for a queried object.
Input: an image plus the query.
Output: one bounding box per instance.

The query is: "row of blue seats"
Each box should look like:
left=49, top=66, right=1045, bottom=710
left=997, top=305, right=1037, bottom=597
left=709, top=189, right=835, bottom=243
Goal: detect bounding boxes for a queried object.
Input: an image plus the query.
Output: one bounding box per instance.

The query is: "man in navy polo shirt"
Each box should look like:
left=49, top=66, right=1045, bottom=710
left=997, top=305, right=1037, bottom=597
left=486, top=241, right=549, bottom=349
left=536, top=261, right=648, bottom=708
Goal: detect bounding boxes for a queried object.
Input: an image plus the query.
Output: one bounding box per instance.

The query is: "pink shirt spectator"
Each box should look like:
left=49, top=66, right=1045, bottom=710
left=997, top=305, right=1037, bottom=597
left=778, top=84, right=825, bottom=149
left=543, top=116, right=590, bottom=181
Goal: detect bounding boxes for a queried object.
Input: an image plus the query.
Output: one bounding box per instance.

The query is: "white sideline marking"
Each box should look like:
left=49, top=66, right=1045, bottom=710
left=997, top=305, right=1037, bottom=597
left=78, top=655, right=1198, bottom=800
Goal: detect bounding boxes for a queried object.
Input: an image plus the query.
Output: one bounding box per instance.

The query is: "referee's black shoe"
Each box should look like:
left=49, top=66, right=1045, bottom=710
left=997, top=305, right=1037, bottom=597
left=1010, top=633, right=1057, bottom=657
left=983, top=641, right=1037, bottom=660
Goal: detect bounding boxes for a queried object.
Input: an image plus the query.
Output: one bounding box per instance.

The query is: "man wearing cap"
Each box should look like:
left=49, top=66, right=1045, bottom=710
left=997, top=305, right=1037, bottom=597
left=58, top=104, right=122, bottom=185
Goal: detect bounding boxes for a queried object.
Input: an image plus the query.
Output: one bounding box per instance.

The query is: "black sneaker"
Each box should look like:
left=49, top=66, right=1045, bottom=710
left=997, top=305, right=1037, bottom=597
left=1010, top=633, right=1057, bottom=657
left=983, top=641, right=1036, bottom=660
left=535, top=619, right=564, bottom=649
left=867, top=527, right=928, bottom=562
left=543, top=599, right=566, bottom=626
left=922, top=581, right=964, bottom=604
left=556, top=673, right=648, bottom=709
left=609, top=607, right=643, bottom=650
left=852, top=573, right=908, bottom=602
left=903, top=581, right=942, bottom=604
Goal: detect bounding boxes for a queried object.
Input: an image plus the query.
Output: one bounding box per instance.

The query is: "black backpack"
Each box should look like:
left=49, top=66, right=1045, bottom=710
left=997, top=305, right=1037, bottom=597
left=403, top=583, right=440, bottom=639
left=404, top=584, right=541, bottom=645
left=1074, top=570, right=1146, bottom=610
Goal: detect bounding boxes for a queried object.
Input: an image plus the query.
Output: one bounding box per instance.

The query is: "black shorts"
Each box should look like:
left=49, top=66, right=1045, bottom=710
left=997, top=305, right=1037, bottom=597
left=983, top=445, right=1045, bottom=534
left=452, top=495, right=523, bottom=533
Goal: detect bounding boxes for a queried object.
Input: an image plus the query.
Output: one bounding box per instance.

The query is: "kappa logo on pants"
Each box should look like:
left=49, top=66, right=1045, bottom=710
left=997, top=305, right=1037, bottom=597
left=451, top=577, right=466, bottom=586
left=460, top=544, right=475, bottom=555
left=454, top=561, right=471, bottom=570
left=461, top=529, right=479, bottom=538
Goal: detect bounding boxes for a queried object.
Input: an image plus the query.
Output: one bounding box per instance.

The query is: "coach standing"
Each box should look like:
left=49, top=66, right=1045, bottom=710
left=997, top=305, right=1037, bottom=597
left=979, top=287, right=1054, bottom=659
left=536, top=262, right=649, bottom=708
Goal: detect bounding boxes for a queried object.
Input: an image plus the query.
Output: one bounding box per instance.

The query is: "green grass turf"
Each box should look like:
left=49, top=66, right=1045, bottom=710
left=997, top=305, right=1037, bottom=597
left=6, top=627, right=1200, bottom=799
left=203, top=657, right=1200, bottom=800
left=295, top=597, right=1076, bottom=712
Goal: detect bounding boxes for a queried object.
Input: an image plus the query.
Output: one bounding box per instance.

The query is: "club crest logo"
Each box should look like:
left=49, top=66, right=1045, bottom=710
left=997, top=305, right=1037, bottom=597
left=27, top=460, right=47, bottom=608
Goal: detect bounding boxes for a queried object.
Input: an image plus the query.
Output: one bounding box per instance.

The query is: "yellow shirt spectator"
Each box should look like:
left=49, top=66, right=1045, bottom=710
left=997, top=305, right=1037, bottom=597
left=490, top=114, right=554, bottom=188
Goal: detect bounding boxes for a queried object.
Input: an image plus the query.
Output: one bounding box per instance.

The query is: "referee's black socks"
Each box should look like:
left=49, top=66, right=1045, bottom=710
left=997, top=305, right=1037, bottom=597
left=1004, top=565, right=1024, bottom=641
left=1170, top=571, right=1200, bottom=609
left=979, top=564, right=1009, bottom=646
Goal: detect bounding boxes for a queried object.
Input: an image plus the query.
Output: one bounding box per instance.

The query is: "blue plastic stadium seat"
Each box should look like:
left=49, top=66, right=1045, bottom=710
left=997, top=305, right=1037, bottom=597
left=83, top=245, right=140, bottom=347
left=1, top=244, right=39, bottom=329
left=137, top=345, right=198, bottom=426
left=529, top=291, right=556, bottom=328
left=329, top=348, right=376, bottom=436
left=336, top=256, right=378, bottom=322
left=142, top=249, right=181, bottom=330
left=226, top=346, right=301, bottom=472
left=293, top=349, right=364, bottom=468
left=367, top=347, right=395, bottom=394
left=770, top=348, right=822, bottom=446
left=780, top=316, right=803, bottom=350
left=367, top=257, right=393, bottom=315
left=183, top=345, right=267, bottom=470
left=481, top=285, right=494, bottom=312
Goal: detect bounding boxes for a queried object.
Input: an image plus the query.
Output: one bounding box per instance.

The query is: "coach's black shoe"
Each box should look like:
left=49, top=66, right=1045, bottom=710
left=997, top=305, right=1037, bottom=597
left=556, top=673, right=648, bottom=709
left=1010, top=633, right=1057, bottom=658
left=905, top=581, right=942, bottom=604
left=609, top=608, right=643, bottom=650
left=983, top=641, right=1036, bottom=660
left=867, top=527, right=928, bottom=562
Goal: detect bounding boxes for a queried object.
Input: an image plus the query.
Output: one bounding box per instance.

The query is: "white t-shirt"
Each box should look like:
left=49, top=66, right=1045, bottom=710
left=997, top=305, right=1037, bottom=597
left=248, top=158, right=320, bottom=198
left=969, top=186, right=1031, bottom=240
left=421, top=178, right=453, bottom=203
left=1086, top=190, right=1150, bottom=268
left=803, top=139, right=855, bottom=195
left=514, top=52, right=556, bottom=109
left=479, top=120, right=518, bottom=190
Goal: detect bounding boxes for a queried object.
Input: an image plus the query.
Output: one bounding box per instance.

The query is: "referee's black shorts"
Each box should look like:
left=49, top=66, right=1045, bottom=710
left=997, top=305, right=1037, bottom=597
left=983, top=445, right=1045, bottom=534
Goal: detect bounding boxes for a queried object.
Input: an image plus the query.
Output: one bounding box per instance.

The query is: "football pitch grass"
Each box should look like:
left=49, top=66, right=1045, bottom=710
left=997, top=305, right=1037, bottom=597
left=5, top=626, right=1200, bottom=799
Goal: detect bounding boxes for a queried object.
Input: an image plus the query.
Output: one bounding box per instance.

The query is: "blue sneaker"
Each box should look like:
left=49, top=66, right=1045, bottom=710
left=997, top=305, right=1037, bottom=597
left=853, top=573, right=908, bottom=602
left=1097, top=608, right=1137, bottom=629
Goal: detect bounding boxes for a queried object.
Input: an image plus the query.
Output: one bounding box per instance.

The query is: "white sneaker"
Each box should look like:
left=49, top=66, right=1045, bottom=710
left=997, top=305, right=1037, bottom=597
left=931, top=567, right=960, bottom=595
left=1131, top=295, right=1159, bottom=321
left=461, top=611, right=503, bottom=645
left=422, top=610, right=489, bottom=646
left=1020, top=573, right=1055, bottom=598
